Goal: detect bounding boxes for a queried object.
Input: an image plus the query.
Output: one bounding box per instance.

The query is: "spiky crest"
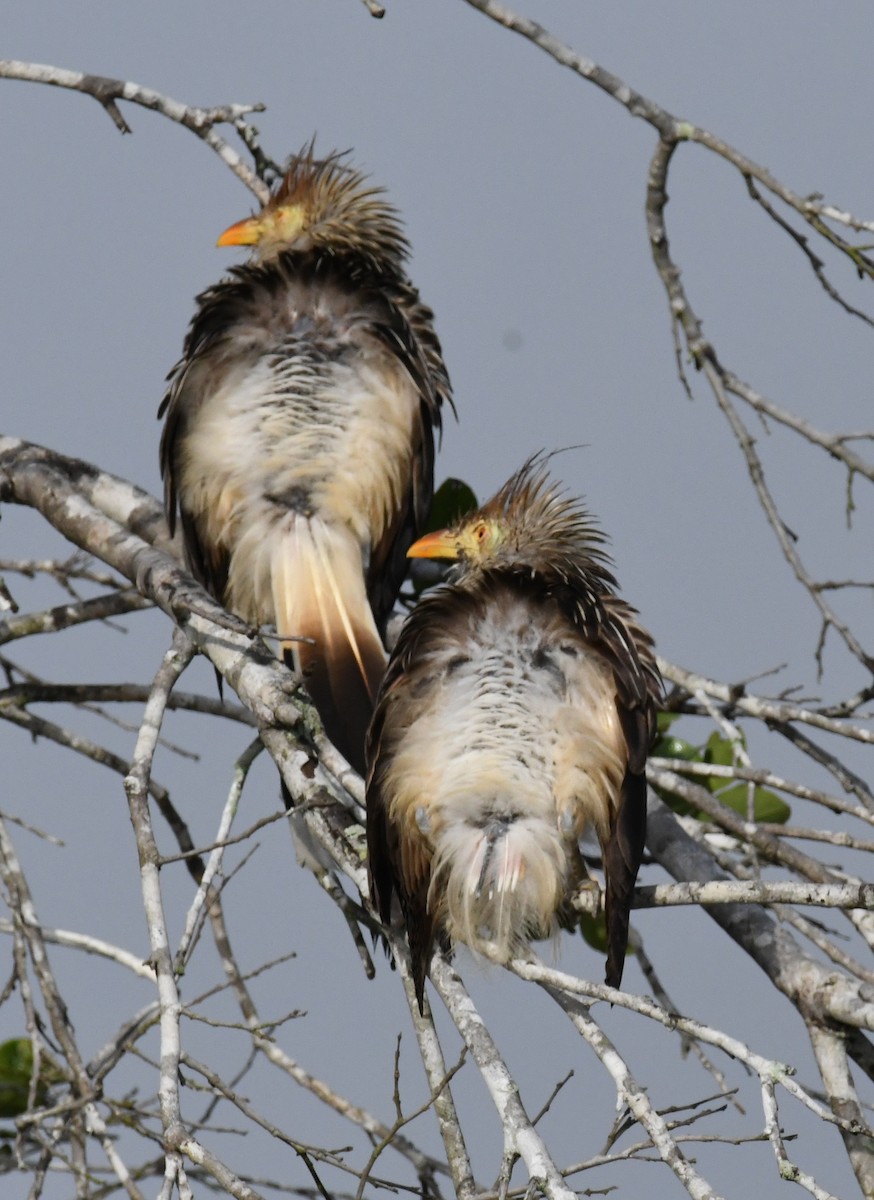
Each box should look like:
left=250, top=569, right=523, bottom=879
left=450, top=452, right=617, bottom=592
left=253, top=141, right=410, bottom=269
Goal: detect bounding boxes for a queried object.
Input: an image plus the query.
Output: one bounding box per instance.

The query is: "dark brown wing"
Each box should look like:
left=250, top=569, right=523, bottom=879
left=602, top=766, right=647, bottom=987
left=159, top=387, right=232, bottom=600
left=365, top=281, right=452, bottom=632
left=365, top=588, right=464, bottom=1011
left=595, top=597, right=661, bottom=987
left=560, top=586, right=660, bottom=987
left=366, top=661, right=435, bottom=1011
left=158, top=268, right=263, bottom=599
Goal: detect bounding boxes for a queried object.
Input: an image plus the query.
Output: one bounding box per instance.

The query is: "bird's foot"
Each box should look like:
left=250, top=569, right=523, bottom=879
left=570, top=877, right=603, bottom=918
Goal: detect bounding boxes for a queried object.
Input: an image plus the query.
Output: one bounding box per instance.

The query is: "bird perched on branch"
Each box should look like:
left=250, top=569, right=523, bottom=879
left=366, top=456, right=661, bottom=1010
left=159, top=144, right=452, bottom=774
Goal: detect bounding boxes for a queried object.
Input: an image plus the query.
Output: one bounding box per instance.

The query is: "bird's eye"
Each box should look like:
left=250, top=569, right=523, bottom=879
left=474, top=523, right=488, bottom=543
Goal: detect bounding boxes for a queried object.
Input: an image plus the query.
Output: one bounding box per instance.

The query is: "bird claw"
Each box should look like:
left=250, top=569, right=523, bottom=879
left=570, top=877, right=603, bottom=918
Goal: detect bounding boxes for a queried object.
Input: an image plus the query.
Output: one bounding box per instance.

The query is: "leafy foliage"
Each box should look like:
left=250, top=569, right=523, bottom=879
left=653, top=716, right=791, bottom=824
left=0, top=1038, right=61, bottom=1119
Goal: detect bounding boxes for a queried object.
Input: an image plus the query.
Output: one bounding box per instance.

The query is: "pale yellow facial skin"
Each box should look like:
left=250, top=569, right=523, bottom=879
left=216, top=203, right=309, bottom=250
left=406, top=518, right=502, bottom=564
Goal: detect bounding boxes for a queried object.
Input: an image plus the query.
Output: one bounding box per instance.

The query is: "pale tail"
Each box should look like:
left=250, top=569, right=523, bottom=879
left=270, top=517, right=387, bottom=775
left=429, top=813, right=568, bottom=963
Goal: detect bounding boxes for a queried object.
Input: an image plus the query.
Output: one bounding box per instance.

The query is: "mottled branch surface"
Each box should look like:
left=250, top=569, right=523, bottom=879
left=3, top=14, right=874, bottom=1200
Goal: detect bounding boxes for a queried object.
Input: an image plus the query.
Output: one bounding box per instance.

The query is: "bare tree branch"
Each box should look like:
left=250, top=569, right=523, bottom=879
left=0, top=60, right=270, bottom=200
left=4, top=13, right=874, bottom=1193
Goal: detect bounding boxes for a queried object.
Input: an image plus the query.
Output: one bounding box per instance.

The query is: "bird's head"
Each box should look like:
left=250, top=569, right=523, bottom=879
left=216, top=142, right=408, bottom=267
left=407, top=454, right=615, bottom=585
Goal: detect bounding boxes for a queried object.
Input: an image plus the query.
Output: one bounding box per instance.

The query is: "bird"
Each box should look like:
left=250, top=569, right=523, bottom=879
left=158, top=143, right=452, bottom=775
left=366, top=455, right=661, bottom=1011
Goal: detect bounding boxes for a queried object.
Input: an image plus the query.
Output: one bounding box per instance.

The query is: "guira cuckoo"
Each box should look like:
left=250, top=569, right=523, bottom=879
left=159, top=145, right=452, bottom=774
left=366, top=456, right=661, bottom=1010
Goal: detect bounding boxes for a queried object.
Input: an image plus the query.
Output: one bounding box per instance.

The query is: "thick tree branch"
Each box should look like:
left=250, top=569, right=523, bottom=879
left=6, top=14, right=874, bottom=1189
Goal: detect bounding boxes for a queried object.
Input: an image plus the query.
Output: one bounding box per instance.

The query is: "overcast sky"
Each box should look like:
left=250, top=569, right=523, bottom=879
left=2, top=4, right=873, bottom=1197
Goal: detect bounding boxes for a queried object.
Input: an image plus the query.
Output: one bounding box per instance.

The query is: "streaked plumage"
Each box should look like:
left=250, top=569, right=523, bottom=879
left=159, top=144, right=451, bottom=773
left=366, top=456, right=661, bottom=1010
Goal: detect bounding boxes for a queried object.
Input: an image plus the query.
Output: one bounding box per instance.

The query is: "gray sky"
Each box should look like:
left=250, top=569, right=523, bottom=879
left=2, top=4, right=873, bottom=1196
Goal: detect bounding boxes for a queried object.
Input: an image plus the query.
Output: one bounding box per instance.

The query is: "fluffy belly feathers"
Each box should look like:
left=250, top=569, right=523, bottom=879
left=386, top=597, right=626, bottom=961
left=178, top=350, right=418, bottom=628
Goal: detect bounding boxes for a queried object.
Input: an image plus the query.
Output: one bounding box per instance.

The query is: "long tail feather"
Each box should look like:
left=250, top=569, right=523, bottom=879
left=273, top=517, right=387, bottom=775
left=603, top=769, right=647, bottom=988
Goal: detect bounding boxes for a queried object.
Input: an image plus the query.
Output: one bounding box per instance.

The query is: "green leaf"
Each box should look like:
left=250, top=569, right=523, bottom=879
left=0, top=1039, right=37, bottom=1118
left=656, top=711, right=682, bottom=734
left=651, top=734, right=702, bottom=763
left=578, top=911, right=609, bottom=954
left=712, top=783, right=791, bottom=824
left=651, top=732, right=703, bottom=815
left=652, top=726, right=791, bottom=823
left=425, top=478, right=478, bottom=533
left=0, top=1038, right=61, bottom=1118
left=699, top=732, right=792, bottom=822
left=703, top=730, right=747, bottom=770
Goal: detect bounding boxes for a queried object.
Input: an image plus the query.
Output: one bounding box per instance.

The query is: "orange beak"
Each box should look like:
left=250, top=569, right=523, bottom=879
left=216, top=215, right=262, bottom=247
left=406, top=529, right=459, bottom=560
